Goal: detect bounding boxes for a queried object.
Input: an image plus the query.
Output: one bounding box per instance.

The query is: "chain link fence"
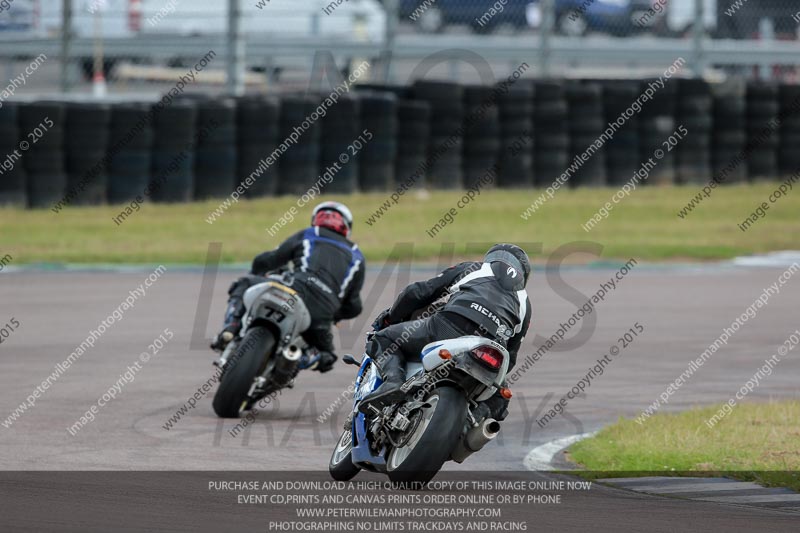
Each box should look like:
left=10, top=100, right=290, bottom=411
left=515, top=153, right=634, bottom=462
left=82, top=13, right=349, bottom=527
left=395, top=0, right=800, bottom=41
left=0, top=1, right=799, bottom=95
left=0, top=0, right=387, bottom=97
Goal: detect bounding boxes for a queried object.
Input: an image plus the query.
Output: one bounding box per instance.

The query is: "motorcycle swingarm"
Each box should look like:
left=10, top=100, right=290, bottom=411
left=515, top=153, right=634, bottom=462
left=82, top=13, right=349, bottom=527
left=399, top=360, right=456, bottom=394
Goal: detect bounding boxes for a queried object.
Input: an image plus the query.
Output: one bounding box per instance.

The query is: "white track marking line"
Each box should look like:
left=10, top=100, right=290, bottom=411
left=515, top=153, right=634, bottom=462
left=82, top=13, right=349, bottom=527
left=523, top=432, right=596, bottom=471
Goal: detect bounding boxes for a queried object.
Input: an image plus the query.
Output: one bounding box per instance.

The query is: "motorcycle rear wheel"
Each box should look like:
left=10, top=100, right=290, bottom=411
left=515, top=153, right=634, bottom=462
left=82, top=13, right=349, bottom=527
left=386, top=386, right=466, bottom=484
left=212, top=327, right=275, bottom=418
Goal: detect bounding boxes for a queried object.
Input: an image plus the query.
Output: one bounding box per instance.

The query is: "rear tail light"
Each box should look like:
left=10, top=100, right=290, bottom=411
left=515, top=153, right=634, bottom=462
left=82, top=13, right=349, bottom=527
left=471, top=346, right=504, bottom=370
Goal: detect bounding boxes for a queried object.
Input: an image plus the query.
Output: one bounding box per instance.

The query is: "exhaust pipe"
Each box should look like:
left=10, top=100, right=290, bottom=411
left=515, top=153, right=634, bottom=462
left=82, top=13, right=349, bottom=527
left=450, top=418, right=501, bottom=464
left=272, top=345, right=302, bottom=386
left=282, top=345, right=303, bottom=362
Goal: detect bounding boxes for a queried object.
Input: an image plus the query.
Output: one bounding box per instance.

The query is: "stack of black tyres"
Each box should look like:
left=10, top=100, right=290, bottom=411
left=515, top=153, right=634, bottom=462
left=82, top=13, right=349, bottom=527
left=710, top=80, right=747, bottom=185
left=0, top=103, right=26, bottom=206
left=237, top=96, right=280, bottom=198
left=355, top=84, right=408, bottom=98
left=675, top=79, right=712, bottom=184
left=395, top=98, right=431, bottom=191
left=150, top=100, right=197, bottom=203
left=358, top=91, right=397, bottom=192
left=107, top=103, right=153, bottom=204
left=462, top=85, right=500, bottom=189
left=20, top=102, right=66, bottom=208
left=278, top=95, right=322, bottom=196
left=193, top=98, right=237, bottom=199
left=319, top=94, right=359, bottom=194
left=533, top=81, right=570, bottom=188
left=496, top=81, right=534, bottom=188
left=565, top=83, right=606, bottom=186
left=603, top=82, right=640, bottom=186
left=412, top=81, right=464, bottom=189
left=746, top=82, right=780, bottom=182
left=638, top=77, right=677, bottom=185
left=778, top=84, right=800, bottom=179
left=64, top=103, right=111, bottom=205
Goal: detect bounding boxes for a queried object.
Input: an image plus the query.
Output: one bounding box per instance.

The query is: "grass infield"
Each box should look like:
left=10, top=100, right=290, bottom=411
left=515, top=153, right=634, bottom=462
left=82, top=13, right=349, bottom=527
left=567, top=401, right=800, bottom=491
left=2, top=183, right=799, bottom=264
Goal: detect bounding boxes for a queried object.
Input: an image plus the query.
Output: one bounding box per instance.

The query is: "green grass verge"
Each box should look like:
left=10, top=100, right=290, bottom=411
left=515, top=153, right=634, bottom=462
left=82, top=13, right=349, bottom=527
left=567, top=401, right=800, bottom=491
left=2, top=183, right=799, bottom=264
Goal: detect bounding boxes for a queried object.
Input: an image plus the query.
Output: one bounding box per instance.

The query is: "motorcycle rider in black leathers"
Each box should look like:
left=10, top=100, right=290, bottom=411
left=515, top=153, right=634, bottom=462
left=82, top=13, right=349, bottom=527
left=361, top=244, right=531, bottom=421
left=211, top=201, right=365, bottom=373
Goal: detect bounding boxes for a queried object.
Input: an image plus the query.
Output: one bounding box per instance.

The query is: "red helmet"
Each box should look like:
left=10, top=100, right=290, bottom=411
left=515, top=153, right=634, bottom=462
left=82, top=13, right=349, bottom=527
left=311, top=201, right=353, bottom=237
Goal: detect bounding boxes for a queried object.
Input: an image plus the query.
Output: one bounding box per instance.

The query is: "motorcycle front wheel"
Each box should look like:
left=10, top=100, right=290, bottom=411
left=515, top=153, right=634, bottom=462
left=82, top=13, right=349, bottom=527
left=212, top=327, right=275, bottom=418
left=329, top=427, right=360, bottom=481
left=386, top=386, right=466, bottom=484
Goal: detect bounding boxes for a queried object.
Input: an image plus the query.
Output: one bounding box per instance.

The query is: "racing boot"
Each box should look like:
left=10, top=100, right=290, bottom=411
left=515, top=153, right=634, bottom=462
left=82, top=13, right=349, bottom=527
left=210, top=322, right=239, bottom=352
left=359, top=354, right=406, bottom=413
left=210, top=299, right=243, bottom=352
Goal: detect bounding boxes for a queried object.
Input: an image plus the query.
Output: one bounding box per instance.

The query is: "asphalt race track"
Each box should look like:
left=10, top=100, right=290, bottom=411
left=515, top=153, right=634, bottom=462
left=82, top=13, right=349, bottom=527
left=1, top=262, right=799, bottom=531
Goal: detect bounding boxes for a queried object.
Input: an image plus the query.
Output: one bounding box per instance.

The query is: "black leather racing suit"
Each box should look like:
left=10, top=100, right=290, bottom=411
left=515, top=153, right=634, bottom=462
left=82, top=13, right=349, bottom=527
left=226, top=226, right=366, bottom=353
left=368, top=260, right=531, bottom=419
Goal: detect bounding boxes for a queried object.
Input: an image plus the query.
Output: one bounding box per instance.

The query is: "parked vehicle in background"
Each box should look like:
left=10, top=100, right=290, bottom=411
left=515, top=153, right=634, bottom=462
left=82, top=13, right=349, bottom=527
left=0, top=0, right=35, bottom=33
left=397, top=0, right=663, bottom=36
left=714, top=0, right=798, bottom=40
left=35, top=0, right=385, bottom=40
left=397, top=0, right=537, bottom=33
left=554, top=0, right=663, bottom=37
left=664, top=0, right=797, bottom=40
left=30, top=0, right=386, bottom=78
left=664, top=0, right=716, bottom=36
left=138, top=0, right=386, bottom=41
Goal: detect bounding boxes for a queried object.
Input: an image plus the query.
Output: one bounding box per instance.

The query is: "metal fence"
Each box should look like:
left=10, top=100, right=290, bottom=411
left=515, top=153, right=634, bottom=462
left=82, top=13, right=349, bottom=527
left=0, top=0, right=798, bottom=98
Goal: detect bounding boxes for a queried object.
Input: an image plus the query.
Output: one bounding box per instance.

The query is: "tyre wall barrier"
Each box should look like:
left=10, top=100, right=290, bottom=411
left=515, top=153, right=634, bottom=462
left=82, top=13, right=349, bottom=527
left=238, top=95, right=280, bottom=198
left=192, top=96, right=238, bottom=200
left=746, top=82, right=780, bottom=182
left=533, top=81, right=569, bottom=188
left=675, top=78, right=713, bottom=185
left=497, top=81, right=534, bottom=188
left=20, top=101, right=66, bottom=208
left=150, top=100, right=197, bottom=203
left=107, top=102, right=153, bottom=204
left=358, top=91, right=398, bottom=192
left=463, top=85, right=499, bottom=189
left=5, top=79, right=799, bottom=209
left=0, top=103, right=26, bottom=207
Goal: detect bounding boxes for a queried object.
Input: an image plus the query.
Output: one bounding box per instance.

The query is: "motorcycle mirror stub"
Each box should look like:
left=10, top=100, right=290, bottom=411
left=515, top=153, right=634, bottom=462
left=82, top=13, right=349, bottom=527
left=342, top=354, right=362, bottom=366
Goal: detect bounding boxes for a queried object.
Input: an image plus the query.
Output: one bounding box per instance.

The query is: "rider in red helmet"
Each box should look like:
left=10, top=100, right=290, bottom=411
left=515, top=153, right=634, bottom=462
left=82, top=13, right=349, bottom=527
left=212, top=201, right=365, bottom=373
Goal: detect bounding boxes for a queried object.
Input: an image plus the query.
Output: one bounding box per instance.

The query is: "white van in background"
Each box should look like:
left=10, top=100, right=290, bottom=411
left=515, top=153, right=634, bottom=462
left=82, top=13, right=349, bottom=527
left=143, top=0, right=386, bottom=42
left=35, top=0, right=386, bottom=42
left=665, top=0, right=716, bottom=36
left=0, top=0, right=35, bottom=33
left=24, top=0, right=385, bottom=79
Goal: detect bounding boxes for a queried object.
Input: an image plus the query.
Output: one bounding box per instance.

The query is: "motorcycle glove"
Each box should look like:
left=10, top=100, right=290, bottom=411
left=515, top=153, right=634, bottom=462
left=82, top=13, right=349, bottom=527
left=371, top=308, right=392, bottom=331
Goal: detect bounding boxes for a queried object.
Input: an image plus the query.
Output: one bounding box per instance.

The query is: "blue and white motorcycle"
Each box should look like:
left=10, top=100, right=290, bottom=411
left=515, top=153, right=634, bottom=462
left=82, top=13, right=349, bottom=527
left=329, top=333, right=512, bottom=483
